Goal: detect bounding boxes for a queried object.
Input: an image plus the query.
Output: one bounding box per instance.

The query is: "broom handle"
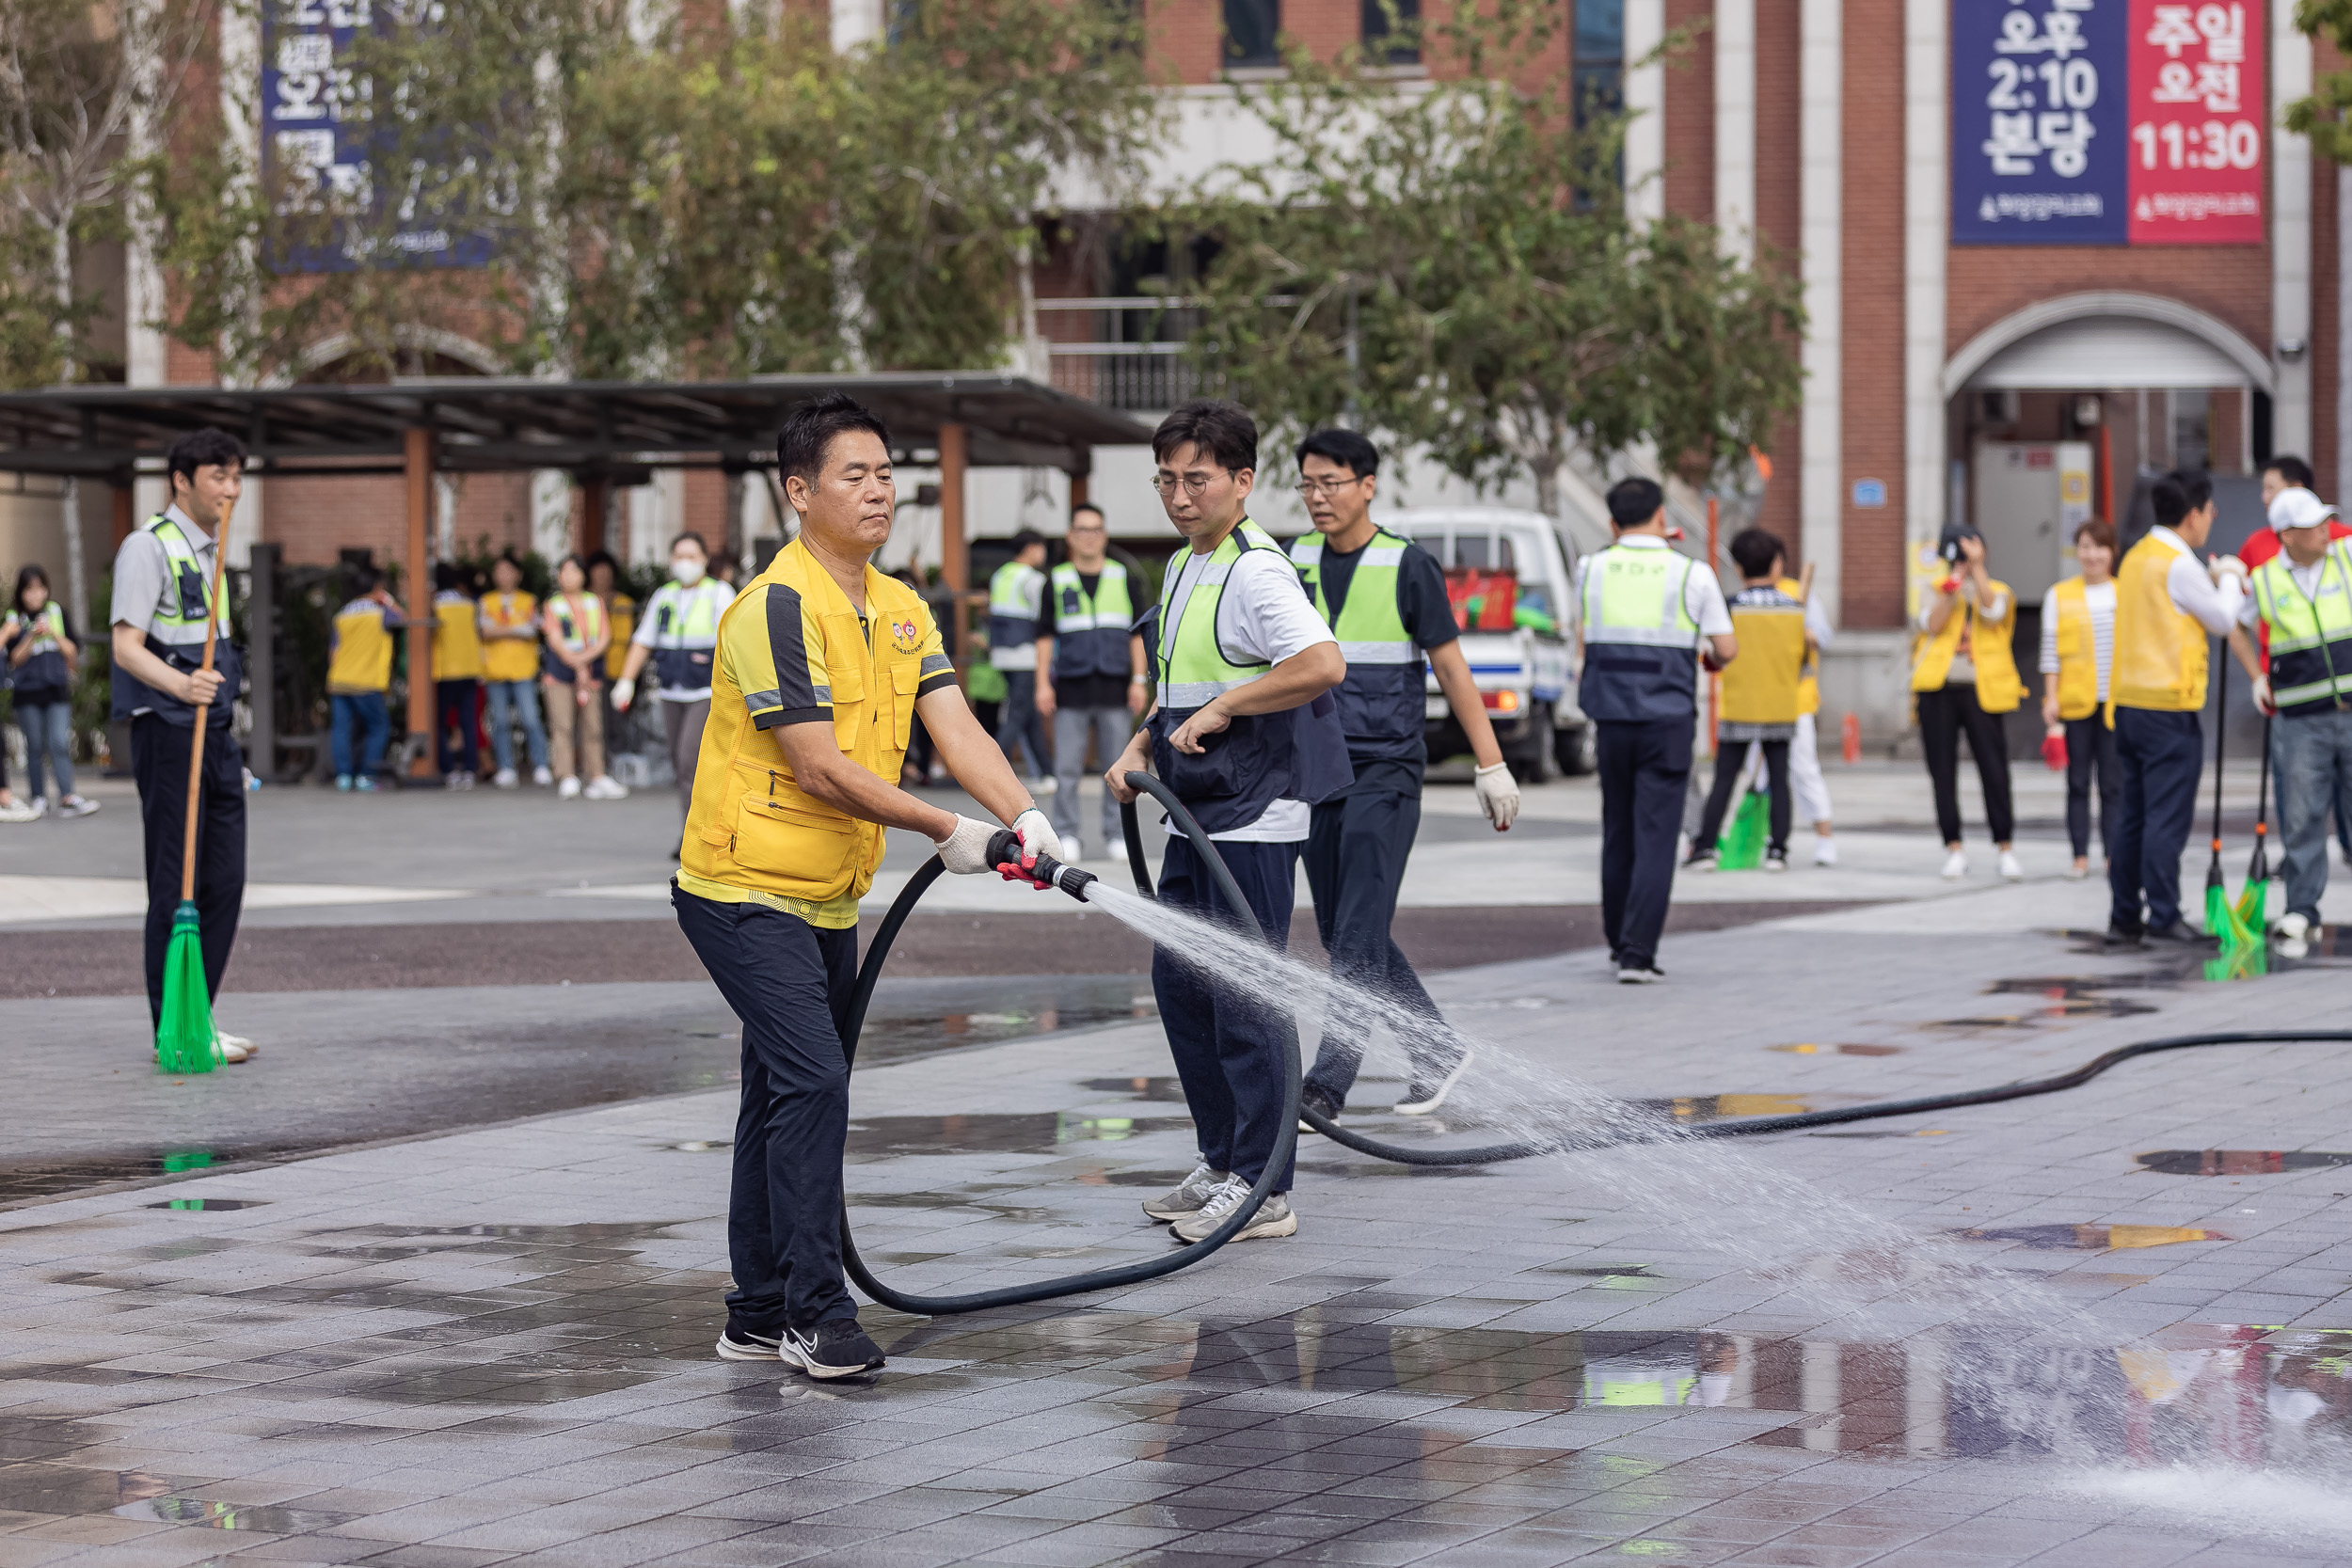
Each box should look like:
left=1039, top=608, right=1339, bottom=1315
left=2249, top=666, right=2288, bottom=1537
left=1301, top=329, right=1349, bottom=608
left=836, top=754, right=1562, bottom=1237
left=178, top=513, right=231, bottom=904
left=2208, top=636, right=2227, bottom=858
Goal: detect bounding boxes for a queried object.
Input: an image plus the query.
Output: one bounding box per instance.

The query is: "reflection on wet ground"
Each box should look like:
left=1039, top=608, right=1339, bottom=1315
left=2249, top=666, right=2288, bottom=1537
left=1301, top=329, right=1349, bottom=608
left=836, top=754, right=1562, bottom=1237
left=848, top=1113, right=1196, bottom=1157
left=0, top=1147, right=310, bottom=1209
left=1770, top=1041, right=1905, bottom=1055
left=1939, top=947, right=2352, bottom=1028
left=2138, top=1148, right=2352, bottom=1176
left=850, top=975, right=1158, bottom=1067
left=141, top=1196, right=266, bottom=1211
left=1952, top=1223, right=2228, bottom=1250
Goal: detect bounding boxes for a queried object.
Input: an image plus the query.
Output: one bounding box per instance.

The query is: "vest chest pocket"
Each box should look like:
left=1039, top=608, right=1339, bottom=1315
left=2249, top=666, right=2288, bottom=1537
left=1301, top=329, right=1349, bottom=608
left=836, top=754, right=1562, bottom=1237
left=734, top=792, right=856, bottom=883
left=891, top=661, right=919, bottom=750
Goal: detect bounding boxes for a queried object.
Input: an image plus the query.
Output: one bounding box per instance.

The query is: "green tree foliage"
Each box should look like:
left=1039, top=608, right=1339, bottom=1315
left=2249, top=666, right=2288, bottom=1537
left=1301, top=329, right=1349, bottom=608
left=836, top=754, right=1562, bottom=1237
left=1161, top=0, right=1803, bottom=508
left=2288, top=0, right=2352, bottom=161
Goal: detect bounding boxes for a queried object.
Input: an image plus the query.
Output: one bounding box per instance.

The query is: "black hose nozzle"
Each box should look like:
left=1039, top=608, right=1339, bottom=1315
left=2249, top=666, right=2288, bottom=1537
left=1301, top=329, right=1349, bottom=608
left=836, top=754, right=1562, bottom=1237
left=983, top=828, right=1099, bottom=901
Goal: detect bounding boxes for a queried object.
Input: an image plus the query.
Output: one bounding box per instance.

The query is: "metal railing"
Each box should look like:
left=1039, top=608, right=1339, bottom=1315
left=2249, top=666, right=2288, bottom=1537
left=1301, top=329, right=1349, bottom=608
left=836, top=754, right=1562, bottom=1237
left=1035, top=296, right=1208, bottom=411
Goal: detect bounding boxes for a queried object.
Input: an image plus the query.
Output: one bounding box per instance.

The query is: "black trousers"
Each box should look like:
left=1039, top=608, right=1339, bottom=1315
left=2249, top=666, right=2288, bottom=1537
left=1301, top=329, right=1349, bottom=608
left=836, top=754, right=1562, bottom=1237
left=997, top=670, right=1051, bottom=778
left=1917, top=684, right=2015, bottom=846
left=436, top=678, right=481, bottom=775
left=132, top=716, right=246, bottom=1027
left=2110, top=706, right=2204, bottom=933
left=1597, top=718, right=1692, bottom=969
left=1694, top=738, right=1791, bottom=858
left=675, top=886, right=860, bottom=1331
left=1300, top=787, right=1463, bottom=1103
left=2063, top=713, right=2121, bottom=862
left=1155, top=833, right=1299, bottom=1192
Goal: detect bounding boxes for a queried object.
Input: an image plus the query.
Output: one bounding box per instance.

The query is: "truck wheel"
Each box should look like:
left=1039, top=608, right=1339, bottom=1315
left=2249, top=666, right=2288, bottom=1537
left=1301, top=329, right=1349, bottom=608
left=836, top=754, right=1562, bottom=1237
left=1554, top=722, right=1597, bottom=777
left=1509, top=703, right=1562, bottom=784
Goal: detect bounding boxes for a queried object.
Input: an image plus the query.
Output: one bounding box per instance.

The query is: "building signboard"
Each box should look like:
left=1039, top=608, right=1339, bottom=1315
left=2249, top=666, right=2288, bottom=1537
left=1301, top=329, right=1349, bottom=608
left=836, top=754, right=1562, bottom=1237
left=1953, top=0, right=2264, bottom=245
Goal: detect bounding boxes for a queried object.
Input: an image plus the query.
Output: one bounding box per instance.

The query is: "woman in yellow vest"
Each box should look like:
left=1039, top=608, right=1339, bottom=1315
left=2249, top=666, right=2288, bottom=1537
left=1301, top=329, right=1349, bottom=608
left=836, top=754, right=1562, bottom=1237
left=1691, top=530, right=1810, bottom=871
left=540, top=554, right=628, bottom=800
left=1911, top=528, right=2026, bottom=881
left=2039, top=519, right=2118, bottom=879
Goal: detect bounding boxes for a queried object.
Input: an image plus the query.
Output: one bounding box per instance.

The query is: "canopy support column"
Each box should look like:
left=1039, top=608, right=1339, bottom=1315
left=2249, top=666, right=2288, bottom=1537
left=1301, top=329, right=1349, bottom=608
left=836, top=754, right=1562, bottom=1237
left=405, top=426, right=436, bottom=779
left=939, top=421, right=968, bottom=659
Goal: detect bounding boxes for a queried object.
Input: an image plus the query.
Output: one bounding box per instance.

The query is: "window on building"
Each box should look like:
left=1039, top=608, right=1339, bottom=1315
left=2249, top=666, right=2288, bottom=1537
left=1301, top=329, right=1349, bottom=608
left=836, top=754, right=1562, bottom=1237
left=1361, top=0, right=1419, bottom=65
left=1224, top=0, right=1279, bottom=68
left=1573, top=0, right=1623, bottom=124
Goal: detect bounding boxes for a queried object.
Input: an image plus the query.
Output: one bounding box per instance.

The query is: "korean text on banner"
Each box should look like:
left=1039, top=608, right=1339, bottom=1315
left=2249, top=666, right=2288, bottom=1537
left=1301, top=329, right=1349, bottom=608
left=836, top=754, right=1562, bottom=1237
left=2128, top=0, right=2265, bottom=243
left=1953, top=0, right=2129, bottom=245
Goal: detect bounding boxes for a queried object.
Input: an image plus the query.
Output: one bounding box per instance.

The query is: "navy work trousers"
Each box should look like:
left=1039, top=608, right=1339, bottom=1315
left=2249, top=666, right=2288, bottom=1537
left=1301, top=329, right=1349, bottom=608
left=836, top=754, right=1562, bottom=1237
left=674, top=886, right=860, bottom=1332
left=132, top=715, right=246, bottom=1026
left=1154, top=833, right=1299, bottom=1193
left=1301, top=787, right=1463, bottom=1104
left=1597, top=717, right=1692, bottom=970
left=2108, top=705, right=2203, bottom=933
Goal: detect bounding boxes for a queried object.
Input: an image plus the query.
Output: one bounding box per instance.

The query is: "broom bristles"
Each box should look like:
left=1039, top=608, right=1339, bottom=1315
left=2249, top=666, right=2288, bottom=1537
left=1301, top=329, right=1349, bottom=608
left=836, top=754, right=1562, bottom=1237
left=155, top=901, right=222, bottom=1074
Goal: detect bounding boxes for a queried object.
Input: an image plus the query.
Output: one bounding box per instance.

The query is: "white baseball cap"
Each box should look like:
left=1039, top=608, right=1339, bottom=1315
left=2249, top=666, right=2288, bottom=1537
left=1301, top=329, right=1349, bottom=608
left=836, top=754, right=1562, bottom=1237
left=2268, top=486, right=2339, bottom=532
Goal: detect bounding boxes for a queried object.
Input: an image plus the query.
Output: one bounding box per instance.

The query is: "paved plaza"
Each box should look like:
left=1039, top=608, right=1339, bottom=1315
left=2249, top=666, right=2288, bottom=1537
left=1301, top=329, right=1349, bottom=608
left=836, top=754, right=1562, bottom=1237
left=3, top=763, right=2352, bottom=1565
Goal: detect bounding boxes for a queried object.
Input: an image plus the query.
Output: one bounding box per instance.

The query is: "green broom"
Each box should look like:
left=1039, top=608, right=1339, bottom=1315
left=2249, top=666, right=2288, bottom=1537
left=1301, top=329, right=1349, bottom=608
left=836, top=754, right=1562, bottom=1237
left=2201, top=643, right=2258, bottom=953
left=154, top=522, right=230, bottom=1076
left=2233, top=716, right=2274, bottom=938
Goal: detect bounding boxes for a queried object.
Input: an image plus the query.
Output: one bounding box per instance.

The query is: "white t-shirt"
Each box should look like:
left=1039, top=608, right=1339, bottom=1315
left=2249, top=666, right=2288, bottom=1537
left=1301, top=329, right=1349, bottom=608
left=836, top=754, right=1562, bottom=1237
left=1158, top=536, right=1339, bottom=843
left=2041, top=578, right=2117, bottom=702
left=2145, top=526, right=2245, bottom=634
left=1570, top=533, right=1735, bottom=640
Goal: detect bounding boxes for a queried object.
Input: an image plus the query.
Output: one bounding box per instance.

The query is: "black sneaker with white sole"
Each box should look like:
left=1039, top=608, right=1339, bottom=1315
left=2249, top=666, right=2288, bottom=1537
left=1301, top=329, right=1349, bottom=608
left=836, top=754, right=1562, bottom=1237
left=1297, top=1085, right=1342, bottom=1132
left=715, top=1315, right=781, bottom=1360
left=779, top=1318, right=886, bottom=1379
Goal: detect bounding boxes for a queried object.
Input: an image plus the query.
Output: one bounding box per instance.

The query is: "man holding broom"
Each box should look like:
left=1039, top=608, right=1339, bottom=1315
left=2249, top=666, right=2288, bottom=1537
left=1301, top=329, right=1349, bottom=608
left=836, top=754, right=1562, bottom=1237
left=110, top=428, right=255, bottom=1065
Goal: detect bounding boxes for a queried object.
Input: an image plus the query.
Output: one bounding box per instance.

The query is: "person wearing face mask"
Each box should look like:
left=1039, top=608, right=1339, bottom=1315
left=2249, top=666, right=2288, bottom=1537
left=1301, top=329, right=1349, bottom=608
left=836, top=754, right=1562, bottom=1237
left=614, top=531, right=738, bottom=822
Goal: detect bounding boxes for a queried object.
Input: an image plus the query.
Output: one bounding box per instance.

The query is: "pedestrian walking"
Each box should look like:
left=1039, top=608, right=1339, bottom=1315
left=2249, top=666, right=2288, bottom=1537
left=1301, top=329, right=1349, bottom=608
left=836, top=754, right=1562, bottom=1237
left=1911, top=528, right=2026, bottom=881
left=479, top=553, right=551, bottom=788
left=431, top=562, right=485, bottom=787
left=1286, top=427, right=1517, bottom=1123
left=1690, top=530, right=1807, bottom=874
left=326, top=565, right=403, bottom=791
left=4, top=564, right=98, bottom=817
left=2233, top=484, right=2352, bottom=957
left=987, top=529, right=1053, bottom=786
left=540, top=554, right=628, bottom=800
left=2249, top=455, right=2352, bottom=866
left=107, top=427, right=255, bottom=1062
left=676, top=391, right=1057, bottom=1380
left=1106, top=400, right=1352, bottom=1243
left=1034, top=503, right=1147, bottom=861
left=614, top=531, right=738, bottom=821
left=2041, top=519, right=2120, bottom=879
left=2106, top=469, right=2249, bottom=946
left=1577, top=477, right=1737, bottom=984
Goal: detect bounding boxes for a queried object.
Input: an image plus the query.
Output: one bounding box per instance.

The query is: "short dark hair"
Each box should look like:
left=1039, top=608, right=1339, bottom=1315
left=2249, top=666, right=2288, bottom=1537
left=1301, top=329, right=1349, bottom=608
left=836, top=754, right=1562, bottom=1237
left=1729, top=528, right=1786, bottom=579
left=669, top=531, right=707, bottom=555
left=2266, top=453, right=2315, bottom=488
left=347, top=564, right=381, bottom=595
left=1606, top=477, right=1665, bottom=529
left=2152, top=468, right=2214, bottom=530
left=433, top=561, right=466, bottom=593
left=1152, top=400, right=1257, bottom=473
left=776, top=391, right=893, bottom=488
left=166, top=427, right=246, bottom=487
left=2073, top=518, right=2116, bottom=553
left=584, top=548, right=618, bottom=578
left=491, top=549, right=524, bottom=576
left=1010, top=529, right=1045, bottom=552
left=553, top=552, right=588, bottom=582
left=1069, top=502, right=1106, bottom=527
left=1295, top=428, right=1380, bottom=479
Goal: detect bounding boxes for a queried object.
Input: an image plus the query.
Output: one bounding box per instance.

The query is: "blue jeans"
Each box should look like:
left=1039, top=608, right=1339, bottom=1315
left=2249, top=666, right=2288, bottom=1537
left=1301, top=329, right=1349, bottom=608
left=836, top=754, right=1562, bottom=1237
left=2109, top=706, right=2203, bottom=932
left=485, top=679, right=548, bottom=773
left=15, top=699, right=73, bottom=800
left=2274, top=709, right=2352, bottom=925
left=329, top=691, right=389, bottom=779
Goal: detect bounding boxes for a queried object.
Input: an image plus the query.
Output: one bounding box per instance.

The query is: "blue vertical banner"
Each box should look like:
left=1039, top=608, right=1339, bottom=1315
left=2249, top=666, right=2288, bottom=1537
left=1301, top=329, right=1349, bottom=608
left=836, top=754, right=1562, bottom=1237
left=1951, top=0, right=2130, bottom=245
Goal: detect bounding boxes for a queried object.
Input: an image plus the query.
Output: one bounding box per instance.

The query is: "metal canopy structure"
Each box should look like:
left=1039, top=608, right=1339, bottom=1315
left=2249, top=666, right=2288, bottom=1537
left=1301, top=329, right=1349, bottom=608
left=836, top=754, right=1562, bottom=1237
left=0, top=371, right=1152, bottom=480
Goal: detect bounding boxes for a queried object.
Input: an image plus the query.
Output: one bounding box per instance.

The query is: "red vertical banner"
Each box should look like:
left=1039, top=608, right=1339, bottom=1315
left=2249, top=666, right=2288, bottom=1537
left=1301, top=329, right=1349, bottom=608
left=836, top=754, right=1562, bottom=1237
left=2127, top=0, right=2265, bottom=243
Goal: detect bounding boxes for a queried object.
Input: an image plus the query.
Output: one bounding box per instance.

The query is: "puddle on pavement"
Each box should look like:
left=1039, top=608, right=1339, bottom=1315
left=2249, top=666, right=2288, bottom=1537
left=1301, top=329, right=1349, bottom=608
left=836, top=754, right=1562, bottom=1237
left=850, top=976, right=1158, bottom=1068
left=117, top=1496, right=360, bottom=1531
left=1808, top=1128, right=1954, bottom=1139
left=1078, top=1075, right=1189, bottom=1101
left=2137, top=1149, right=2352, bottom=1177
left=0, top=1459, right=176, bottom=1514
left=846, top=1113, right=1193, bottom=1157
left=1770, top=1042, right=1905, bottom=1056
left=1625, top=1093, right=1879, bottom=1125
left=143, top=1197, right=267, bottom=1211
left=0, top=1146, right=320, bottom=1209
left=1952, top=1223, right=2228, bottom=1250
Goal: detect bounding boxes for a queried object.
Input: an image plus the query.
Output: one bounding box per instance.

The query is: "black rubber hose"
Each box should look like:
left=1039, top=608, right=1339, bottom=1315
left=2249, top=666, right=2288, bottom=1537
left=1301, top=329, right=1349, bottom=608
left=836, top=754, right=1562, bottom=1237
left=834, top=779, right=1301, bottom=1317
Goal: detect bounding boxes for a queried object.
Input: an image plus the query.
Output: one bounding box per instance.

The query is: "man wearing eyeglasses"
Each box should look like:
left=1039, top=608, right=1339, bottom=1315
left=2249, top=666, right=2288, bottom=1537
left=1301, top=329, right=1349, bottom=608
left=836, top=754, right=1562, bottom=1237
left=1105, top=400, right=1352, bottom=1246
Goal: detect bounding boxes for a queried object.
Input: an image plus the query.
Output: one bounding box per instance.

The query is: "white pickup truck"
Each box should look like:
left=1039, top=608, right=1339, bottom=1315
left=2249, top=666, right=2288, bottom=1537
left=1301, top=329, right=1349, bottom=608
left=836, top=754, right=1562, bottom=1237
left=1383, top=507, right=1595, bottom=781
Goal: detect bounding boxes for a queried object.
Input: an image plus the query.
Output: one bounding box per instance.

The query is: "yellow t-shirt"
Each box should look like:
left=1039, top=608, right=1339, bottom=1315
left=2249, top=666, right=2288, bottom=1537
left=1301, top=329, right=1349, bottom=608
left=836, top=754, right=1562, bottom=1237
left=433, top=591, right=485, bottom=680
left=604, top=593, right=636, bottom=680
left=326, top=595, right=398, bottom=694
left=478, top=591, right=540, bottom=683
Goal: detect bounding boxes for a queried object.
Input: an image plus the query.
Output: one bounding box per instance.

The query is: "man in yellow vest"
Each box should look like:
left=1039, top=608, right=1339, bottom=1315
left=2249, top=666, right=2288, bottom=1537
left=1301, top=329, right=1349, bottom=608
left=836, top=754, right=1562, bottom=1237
left=1689, top=529, right=1808, bottom=871
left=675, top=393, right=1061, bottom=1380
left=2106, top=469, right=2249, bottom=946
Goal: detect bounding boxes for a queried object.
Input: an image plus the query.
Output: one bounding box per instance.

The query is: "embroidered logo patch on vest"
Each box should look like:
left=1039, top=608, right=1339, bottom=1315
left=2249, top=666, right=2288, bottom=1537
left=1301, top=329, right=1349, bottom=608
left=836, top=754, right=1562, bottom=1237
left=890, top=616, right=923, bottom=653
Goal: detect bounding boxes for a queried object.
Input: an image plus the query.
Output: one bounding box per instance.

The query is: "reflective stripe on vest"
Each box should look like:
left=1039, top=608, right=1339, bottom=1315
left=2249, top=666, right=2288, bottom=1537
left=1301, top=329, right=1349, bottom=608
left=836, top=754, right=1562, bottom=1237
left=1159, top=521, right=1280, bottom=709
left=149, top=516, right=229, bottom=644
left=1293, top=532, right=1417, bottom=664
left=1048, top=560, right=1135, bottom=680
left=2252, top=546, right=2352, bottom=713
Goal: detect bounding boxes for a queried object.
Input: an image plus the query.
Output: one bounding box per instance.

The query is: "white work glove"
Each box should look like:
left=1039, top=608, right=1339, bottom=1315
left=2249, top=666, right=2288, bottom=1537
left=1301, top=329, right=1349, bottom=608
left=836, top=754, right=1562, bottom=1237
left=1473, top=761, right=1521, bottom=831
left=1008, top=807, right=1065, bottom=880
left=610, top=676, right=635, bottom=710
left=2254, top=674, right=2276, bottom=715
left=933, top=815, right=999, bottom=874
left=2208, top=553, right=2249, bottom=585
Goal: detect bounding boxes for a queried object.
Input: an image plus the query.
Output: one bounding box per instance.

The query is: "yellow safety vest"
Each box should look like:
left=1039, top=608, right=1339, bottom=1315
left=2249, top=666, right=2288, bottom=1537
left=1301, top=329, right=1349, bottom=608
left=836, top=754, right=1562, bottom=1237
left=682, top=540, right=933, bottom=907
left=603, top=593, right=635, bottom=680
left=326, top=596, right=396, bottom=694
left=480, top=592, right=540, bottom=683
left=1775, top=577, right=1820, bottom=716
left=433, top=591, right=485, bottom=681
left=1910, top=576, right=2025, bottom=714
left=1721, top=588, right=1806, bottom=725
left=2047, top=575, right=2100, bottom=721
left=2110, top=535, right=2207, bottom=716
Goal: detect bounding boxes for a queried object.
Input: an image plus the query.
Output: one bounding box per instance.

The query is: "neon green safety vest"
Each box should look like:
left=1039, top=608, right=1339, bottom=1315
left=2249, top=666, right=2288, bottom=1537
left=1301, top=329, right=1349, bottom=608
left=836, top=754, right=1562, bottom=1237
left=1047, top=559, right=1136, bottom=681
left=1291, top=529, right=1413, bottom=665
left=987, top=560, right=1044, bottom=670
left=2251, top=542, right=2352, bottom=715
left=110, top=514, right=236, bottom=727
left=645, top=578, right=731, bottom=696
left=1578, top=541, right=1703, bottom=722
left=1157, top=520, right=1283, bottom=710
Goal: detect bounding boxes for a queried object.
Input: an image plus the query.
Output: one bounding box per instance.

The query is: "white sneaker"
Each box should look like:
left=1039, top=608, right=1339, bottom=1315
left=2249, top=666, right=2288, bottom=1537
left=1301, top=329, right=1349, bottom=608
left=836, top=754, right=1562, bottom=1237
left=558, top=776, right=582, bottom=800
left=532, top=766, right=555, bottom=787
left=583, top=775, right=628, bottom=800
left=2277, top=911, right=2312, bottom=958
left=1030, top=776, right=1057, bottom=795
left=1998, top=850, right=2025, bottom=882
left=0, top=799, right=37, bottom=823
left=1142, top=1162, right=1231, bottom=1223
left=27, top=795, right=48, bottom=819
left=1062, top=836, right=1082, bottom=863
left=492, top=768, right=519, bottom=789
left=445, top=771, right=467, bottom=790
left=1170, top=1180, right=1295, bottom=1244
left=214, top=1032, right=254, bottom=1065
left=1763, top=856, right=1787, bottom=873
left=57, top=796, right=99, bottom=818
left=1812, top=838, right=1836, bottom=867
left=1940, top=849, right=1969, bottom=880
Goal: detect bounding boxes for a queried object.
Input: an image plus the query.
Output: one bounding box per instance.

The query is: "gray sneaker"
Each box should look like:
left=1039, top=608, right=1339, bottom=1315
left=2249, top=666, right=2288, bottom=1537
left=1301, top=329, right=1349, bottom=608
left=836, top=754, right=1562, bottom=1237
left=1141, top=1161, right=1230, bottom=1223
left=1171, top=1180, right=1295, bottom=1244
